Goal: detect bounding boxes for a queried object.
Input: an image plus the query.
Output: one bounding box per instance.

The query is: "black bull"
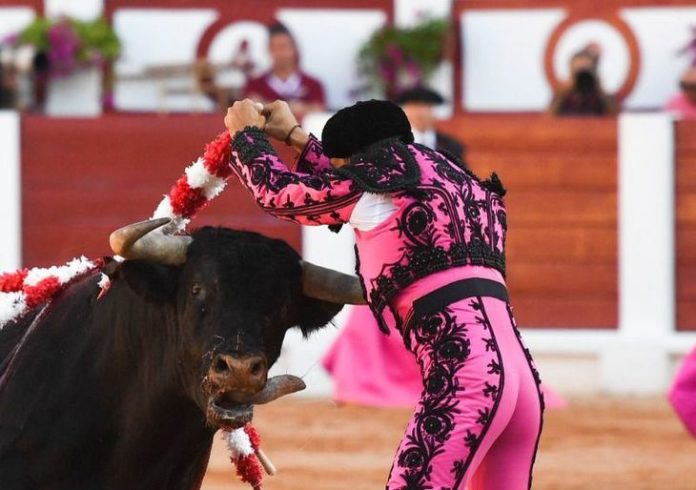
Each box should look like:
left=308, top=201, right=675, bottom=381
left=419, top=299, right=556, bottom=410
left=0, top=226, right=362, bottom=489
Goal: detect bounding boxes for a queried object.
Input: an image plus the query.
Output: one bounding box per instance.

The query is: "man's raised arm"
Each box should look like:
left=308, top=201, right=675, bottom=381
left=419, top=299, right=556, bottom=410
left=225, top=100, right=361, bottom=226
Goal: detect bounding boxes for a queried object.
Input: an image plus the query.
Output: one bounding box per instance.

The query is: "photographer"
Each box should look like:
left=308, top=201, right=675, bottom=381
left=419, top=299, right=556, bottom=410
left=548, top=47, right=616, bottom=116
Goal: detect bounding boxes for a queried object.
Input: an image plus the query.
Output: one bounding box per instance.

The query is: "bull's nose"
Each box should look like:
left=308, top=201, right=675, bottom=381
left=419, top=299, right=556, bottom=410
left=209, top=354, right=268, bottom=393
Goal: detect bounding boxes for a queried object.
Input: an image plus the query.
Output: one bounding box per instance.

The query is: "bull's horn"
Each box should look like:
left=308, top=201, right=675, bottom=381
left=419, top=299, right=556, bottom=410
left=301, top=261, right=366, bottom=305
left=250, top=374, right=306, bottom=405
left=109, top=218, right=192, bottom=265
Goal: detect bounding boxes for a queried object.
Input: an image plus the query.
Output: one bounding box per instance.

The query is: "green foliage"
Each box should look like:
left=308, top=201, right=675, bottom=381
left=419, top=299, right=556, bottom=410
left=358, top=18, right=449, bottom=95
left=18, top=17, right=52, bottom=51
left=72, top=18, right=121, bottom=61
left=13, top=16, right=121, bottom=62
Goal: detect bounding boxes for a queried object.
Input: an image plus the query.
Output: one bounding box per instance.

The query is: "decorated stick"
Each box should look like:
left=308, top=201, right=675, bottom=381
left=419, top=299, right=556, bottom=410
left=0, top=257, right=103, bottom=328
left=150, top=101, right=264, bottom=234
left=256, top=448, right=277, bottom=476
left=150, top=130, right=233, bottom=234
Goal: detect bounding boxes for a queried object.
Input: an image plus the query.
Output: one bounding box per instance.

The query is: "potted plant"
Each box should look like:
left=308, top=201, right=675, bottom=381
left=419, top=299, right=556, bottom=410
left=357, top=18, right=449, bottom=100
left=2, top=16, right=120, bottom=115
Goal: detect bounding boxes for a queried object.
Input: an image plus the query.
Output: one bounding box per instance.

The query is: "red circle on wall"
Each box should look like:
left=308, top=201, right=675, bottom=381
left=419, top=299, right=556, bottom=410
left=544, top=14, right=641, bottom=101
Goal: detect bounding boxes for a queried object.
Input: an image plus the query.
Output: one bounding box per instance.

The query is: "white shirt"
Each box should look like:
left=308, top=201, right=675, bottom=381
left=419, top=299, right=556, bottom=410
left=266, top=72, right=303, bottom=99
left=349, top=192, right=397, bottom=231
left=412, top=129, right=437, bottom=149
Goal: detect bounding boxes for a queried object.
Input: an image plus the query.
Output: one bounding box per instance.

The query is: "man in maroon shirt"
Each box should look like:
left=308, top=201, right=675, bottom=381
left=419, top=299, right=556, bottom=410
left=244, top=22, right=326, bottom=119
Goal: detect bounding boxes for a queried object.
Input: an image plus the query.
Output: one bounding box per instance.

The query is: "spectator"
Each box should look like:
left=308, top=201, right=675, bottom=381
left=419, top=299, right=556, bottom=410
left=0, top=62, right=17, bottom=109
left=395, top=86, right=466, bottom=163
left=243, top=22, right=325, bottom=119
left=665, top=67, right=696, bottom=119
left=548, top=48, right=616, bottom=116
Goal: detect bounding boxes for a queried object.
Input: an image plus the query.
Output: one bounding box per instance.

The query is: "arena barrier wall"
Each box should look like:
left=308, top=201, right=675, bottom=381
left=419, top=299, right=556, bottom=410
left=11, top=112, right=696, bottom=395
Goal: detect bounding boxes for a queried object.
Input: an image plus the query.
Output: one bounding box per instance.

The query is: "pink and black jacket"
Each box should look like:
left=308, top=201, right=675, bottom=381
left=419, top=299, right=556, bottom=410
left=230, top=127, right=508, bottom=333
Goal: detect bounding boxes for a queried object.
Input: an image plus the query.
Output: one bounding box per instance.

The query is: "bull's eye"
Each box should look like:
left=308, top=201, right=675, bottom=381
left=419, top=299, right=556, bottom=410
left=191, top=284, right=202, bottom=297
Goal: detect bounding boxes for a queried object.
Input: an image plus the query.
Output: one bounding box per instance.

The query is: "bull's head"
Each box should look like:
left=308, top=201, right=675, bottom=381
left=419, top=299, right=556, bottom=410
left=109, top=218, right=365, bottom=429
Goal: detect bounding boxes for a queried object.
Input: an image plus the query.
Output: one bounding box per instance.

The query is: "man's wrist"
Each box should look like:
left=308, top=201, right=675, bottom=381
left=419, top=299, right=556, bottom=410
left=287, top=127, right=309, bottom=153
left=284, top=124, right=302, bottom=145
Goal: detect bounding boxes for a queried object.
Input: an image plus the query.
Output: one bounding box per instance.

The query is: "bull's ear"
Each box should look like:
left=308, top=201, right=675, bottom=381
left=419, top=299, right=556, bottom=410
left=296, top=296, right=344, bottom=337
left=118, top=260, right=180, bottom=303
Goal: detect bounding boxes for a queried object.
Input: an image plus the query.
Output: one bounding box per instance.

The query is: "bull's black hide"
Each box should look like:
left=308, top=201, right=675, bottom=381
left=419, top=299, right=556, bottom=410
left=0, top=227, right=343, bottom=489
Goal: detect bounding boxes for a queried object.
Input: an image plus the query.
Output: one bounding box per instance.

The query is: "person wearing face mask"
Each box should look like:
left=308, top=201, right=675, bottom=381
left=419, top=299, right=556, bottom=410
left=548, top=48, right=617, bottom=116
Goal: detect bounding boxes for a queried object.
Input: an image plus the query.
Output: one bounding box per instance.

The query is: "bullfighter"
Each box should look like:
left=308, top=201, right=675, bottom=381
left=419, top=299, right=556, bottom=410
left=223, top=98, right=544, bottom=489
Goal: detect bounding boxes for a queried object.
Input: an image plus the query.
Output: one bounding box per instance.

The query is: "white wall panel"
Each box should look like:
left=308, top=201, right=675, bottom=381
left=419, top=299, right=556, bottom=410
left=45, top=0, right=103, bottom=20
left=462, top=8, right=565, bottom=111
left=0, top=111, right=21, bottom=271
left=0, top=7, right=35, bottom=41
left=621, top=7, right=696, bottom=109
left=113, top=9, right=218, bottom=112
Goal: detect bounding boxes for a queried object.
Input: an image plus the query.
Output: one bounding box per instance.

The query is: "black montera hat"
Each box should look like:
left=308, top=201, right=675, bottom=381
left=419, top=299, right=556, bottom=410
left=394, top=86, right=445, bottom=105
left=321, top=100, right=414, bottom=158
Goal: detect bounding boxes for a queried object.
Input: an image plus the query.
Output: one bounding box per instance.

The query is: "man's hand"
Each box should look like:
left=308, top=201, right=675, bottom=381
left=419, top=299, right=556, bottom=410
left=224, top=99, right=266, bottom=138
left=262, top=100, right=300, bottom=141
left=262, top=100, right=309, bottom=152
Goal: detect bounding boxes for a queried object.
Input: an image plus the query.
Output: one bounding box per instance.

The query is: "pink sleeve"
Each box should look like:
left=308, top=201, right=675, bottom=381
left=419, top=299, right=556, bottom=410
left=296, top=134, right=333, bottom=174
left=230, top=127, right=361, bottom=226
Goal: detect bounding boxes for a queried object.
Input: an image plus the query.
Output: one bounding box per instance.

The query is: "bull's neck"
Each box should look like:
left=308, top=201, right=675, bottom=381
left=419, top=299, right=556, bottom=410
left=89, top=278, right=216, bottom=485
left=91, top=281, right=191, bottom=391
left=0, top=275, right=214, bottom=488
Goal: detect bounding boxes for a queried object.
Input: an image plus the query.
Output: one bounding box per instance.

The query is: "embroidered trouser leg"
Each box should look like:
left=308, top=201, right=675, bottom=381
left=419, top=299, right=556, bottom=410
left=386, top=289, right=544, bottom=490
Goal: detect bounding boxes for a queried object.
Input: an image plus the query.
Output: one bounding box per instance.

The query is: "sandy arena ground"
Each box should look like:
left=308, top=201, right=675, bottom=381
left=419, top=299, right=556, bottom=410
left=201, top=397, right=696, bottom=490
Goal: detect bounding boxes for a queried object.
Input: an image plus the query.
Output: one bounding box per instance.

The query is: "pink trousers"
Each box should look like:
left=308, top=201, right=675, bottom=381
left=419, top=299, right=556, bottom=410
left=386, top=271, right=544, bottom=490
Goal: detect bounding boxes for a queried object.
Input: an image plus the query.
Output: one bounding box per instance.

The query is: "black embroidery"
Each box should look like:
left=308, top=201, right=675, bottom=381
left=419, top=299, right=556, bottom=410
left=464, top=430, right=479, bottom=449
left=485, top=172, right=507, bottom=197
left=416, top=144, right=506, bottom=198
left=476, top=407, right=491, bottom=425
left=505, top=303, right=545, bottom=489
left=487, top=359, right=502, bottom=375
left=506, top=303, right=545, bottom=409
left=334, top=138, right=420, bottom=193
left=231, top=126, right=275, bottom=161
left=296, top=134, right=326, bottom=174
left=394, top=299, right=503, bottom=489
left=230, top=128, right=361, bottom=222
left=448, top=297, right=506, bottom=489
left=355, top=144, right=507, bottom=332
left=395, top=306, right=469, bottom=487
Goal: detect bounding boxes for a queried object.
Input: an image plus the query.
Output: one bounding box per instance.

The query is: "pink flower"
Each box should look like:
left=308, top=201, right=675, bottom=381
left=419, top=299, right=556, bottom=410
left=46, top=20, right=81, bottom=77
left=1, top=33, right=19, bottom=46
